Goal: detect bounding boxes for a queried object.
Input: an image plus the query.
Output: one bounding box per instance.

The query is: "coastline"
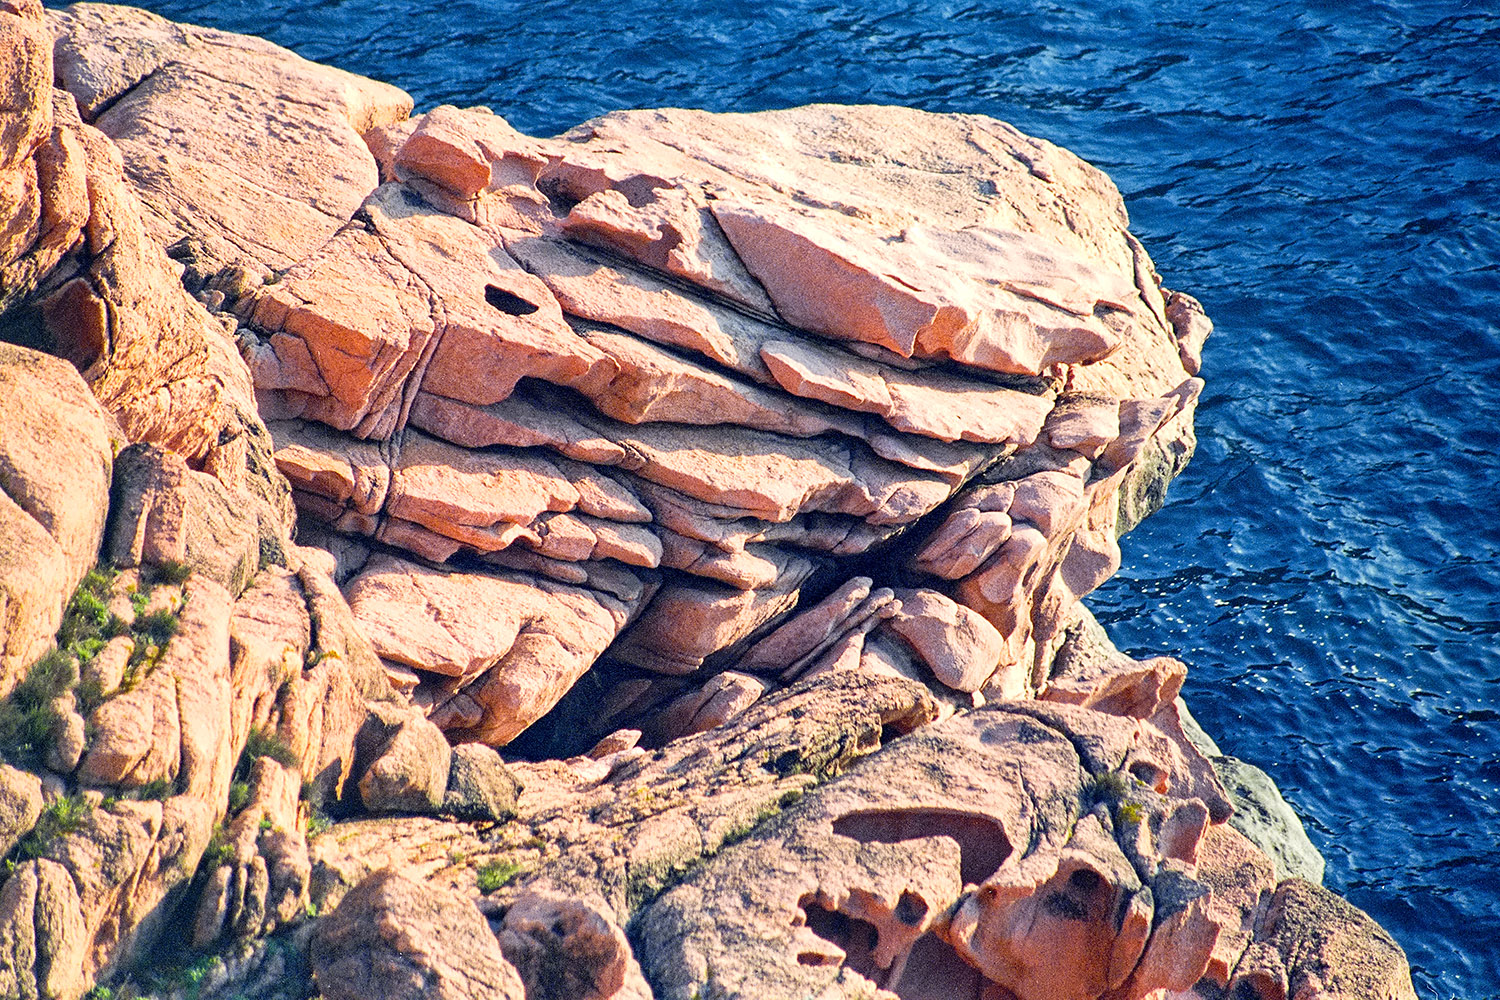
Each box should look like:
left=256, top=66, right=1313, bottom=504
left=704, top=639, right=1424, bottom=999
left=1, top=3, right=1422, bottom=998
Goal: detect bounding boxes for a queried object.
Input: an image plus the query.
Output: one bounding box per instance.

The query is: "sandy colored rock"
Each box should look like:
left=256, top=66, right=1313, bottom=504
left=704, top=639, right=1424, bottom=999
left=0, top=342, right=121, bottom=692
left=358, top=709, right=451, bottom=814
left=442, top=742, right=521, bottom=822
left=104, top=443, right=262, bottom=596
left=636, top=700, right=1230, bottom=1000
left=311, top=867, right=525, bottom=1000
left=885, top=588, right=1005, bottom=693
left=499, top=889, right=653, bottom=1000
left=0, top=763, right=43, bottom=859
left=51, top=1, right=412, bottom=282
left=345, top=553, right=638, bottom=745
left=1229, top=879, right=1417, bottom=1000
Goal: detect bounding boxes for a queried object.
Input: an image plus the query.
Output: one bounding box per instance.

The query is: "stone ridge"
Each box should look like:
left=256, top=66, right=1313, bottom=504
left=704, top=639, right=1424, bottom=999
left=0, top=3, right=1415, bottom=1000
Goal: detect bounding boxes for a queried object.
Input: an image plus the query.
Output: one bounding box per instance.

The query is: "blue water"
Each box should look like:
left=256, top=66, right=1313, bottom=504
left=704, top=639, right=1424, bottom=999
left=104, top=1, right=1500, bottom=995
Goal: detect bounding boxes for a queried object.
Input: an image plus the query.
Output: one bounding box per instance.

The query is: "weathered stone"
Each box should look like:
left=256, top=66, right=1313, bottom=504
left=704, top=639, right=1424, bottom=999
left=345, top=553, right=638, bottom=745
left=0, top=763, right=43, bottom=859
left=1229, top=879, right=1417, bottom=1000
left=51, top=2, right=412, bottom=282
left=0, top=342, right=121, bottom=692
left=1213, top=753, right=1326, bottom=885
left=499, top=889, right=652, bottom=1000
left=104, top=443, right=262, bottom=596
left=441, top=742, right=521, bottom=822
left=636, top=699, right=1227, bottom=1000
left=310, top=867, right=525, bottom=1000
left=885, top=587, right=1007, bottom=694
left=358, top=708, right=451, bottom=814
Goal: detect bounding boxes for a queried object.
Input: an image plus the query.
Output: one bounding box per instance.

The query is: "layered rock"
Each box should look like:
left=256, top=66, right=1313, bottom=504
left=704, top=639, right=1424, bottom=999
left=48, top=1, right=1210, bottom=748
left=0, top=5, right=1418, bottom=1000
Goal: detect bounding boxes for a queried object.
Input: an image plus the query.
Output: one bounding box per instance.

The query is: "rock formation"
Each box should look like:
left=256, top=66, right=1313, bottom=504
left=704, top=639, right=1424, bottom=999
left=0, top=3, right=1415, bottom=999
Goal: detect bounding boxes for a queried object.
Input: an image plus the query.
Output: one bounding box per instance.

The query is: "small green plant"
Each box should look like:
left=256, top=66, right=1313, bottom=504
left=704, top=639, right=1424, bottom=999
left=1115, top=802, right=1146, bottom=827
left=134, top=777, right=174, bottom=801
left=227, top=780, right=250, bottom=814
left=304, top=648, right=340, bottom=668
left=305, top=809, right=333, bottom=837
left=133, top=609, right=180, bottom=647
left=1088, top=771, right=1131, bottom=803
left=128, top=588, right=149, bottom=618
left=9, top=793, right=92, bottom=863
left=149, top=560, right=193, bottom=586
left=82, top=986, right=115, bottom=1000
left=240, top=726, right=299, bottom=771
left=0, top=648, right=77, bottom=768
left=201, top=823, right=234, bottom=869
left=475, top=858, right=525, bottom=893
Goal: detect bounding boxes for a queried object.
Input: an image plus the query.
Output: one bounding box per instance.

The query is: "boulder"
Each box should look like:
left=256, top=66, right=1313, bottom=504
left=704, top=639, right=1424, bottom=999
left=442, top=742, right=521, bottom=822
left=499, top=889, right=652, bottom=1000
left=357, top=705, right=452, bottom=815
left=1228, top=878, right=1417, bottom=1000
left=310, top=867, right=525, bottom=1000
left=0, top=342, right=121, bottom=693
left=0, top=763, right=43, bottom=858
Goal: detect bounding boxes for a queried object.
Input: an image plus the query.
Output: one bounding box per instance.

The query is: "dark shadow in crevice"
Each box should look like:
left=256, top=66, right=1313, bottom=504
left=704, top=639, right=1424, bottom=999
left=484, top=283, right=540, bottom=315
left=832, top=808, right=1012, bottom=886
left=889, top=933, right=1008, bottom=1000
left=798, top=899, right=880, bottom=980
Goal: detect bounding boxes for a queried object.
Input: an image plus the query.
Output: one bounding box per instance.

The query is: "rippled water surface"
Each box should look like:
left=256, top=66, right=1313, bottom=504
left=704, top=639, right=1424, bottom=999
left=115, top=1, right=1500, bottom=994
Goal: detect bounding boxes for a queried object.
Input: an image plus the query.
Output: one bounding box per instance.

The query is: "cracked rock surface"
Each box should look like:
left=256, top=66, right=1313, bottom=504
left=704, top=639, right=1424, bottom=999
left=0, top=4, right=1417, bottom=1000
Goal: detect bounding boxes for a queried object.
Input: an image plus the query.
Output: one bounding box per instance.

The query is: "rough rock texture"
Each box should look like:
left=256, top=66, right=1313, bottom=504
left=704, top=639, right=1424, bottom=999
left=0, top=6, right=1416, bottom=1000
left=310, top=866, right=524, bottom=1000
left=46, top=4, right=1207, bottom=749
left=0, top=341, right=121, bottom=693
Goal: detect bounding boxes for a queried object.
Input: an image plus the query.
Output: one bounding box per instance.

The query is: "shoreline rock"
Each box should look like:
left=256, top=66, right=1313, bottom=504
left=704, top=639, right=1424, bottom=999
left=0, top=3, right=1412, bottom=999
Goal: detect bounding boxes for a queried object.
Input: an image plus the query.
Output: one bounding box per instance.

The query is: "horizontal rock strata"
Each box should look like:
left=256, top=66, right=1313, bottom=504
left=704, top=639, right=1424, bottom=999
left=0, top=4, right=1416, bottom=1000
left=46, top=0, right=1209, bottom=746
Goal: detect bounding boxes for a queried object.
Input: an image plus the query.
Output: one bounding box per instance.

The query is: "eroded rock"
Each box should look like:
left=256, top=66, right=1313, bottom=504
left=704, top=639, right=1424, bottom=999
left=310, top=867, right=524, bottom=1000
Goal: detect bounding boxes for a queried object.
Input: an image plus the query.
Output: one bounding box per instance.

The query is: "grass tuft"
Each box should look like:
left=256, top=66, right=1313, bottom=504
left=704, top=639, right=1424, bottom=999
left=475, top=858, right=525, bottom=893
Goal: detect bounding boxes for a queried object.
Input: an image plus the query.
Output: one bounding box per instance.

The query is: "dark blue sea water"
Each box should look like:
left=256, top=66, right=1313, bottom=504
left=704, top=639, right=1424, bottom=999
left=109, top=1, right=1500, bottom=995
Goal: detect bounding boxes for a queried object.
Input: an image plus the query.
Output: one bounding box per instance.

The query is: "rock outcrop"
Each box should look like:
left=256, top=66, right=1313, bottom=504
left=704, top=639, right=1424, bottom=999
left=0, top=4, right=1416, bottom=1000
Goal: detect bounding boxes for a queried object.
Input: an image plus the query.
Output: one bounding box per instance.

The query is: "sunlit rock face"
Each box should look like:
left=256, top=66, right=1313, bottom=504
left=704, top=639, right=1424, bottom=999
left=49, top=0, right=1206, bottom=747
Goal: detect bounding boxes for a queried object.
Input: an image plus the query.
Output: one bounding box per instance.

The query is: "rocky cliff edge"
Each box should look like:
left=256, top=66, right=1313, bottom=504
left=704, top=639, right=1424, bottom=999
left=0, top=4, right=1414, bottom=999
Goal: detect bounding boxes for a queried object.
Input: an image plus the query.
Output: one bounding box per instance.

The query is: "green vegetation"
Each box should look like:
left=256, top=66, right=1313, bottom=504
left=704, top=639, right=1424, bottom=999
left=134, top=776, right=174, bottom=801
left=476, top=858, right=525, bottom=893
left=0, top=648, right=77, bottom=768
left=134, top=608, right=181, bottom=647
left=305, top=809, right=332, bottom=837
left=238, top=726, right=299, bottom=773
left=201, top=823, right=234, bottom=869
left=148, top=559, right=194, bottom=586
left=6, top=793, right=91, bottom=869
left=227, top=780, right=250, bottom=814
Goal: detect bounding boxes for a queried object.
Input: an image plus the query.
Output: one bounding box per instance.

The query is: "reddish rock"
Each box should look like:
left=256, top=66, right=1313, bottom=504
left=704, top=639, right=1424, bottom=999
left=311, top=867, right=525, bottom=1000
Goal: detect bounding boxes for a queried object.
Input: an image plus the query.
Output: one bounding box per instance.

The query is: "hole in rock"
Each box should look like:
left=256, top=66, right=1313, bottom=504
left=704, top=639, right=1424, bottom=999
left=832, top=809, right=1012, bottom=886
left=485, top=284, right=541, bottom=316
left=894, top=890, right=928, bottom=926
left=799, top=899, right=880, bottom=978
left=1068, top=868, right=1104, bottom=895
left=1230, top=973, right=1283, bottom=1000
left=1042, top=890, right=1089, bottom=921
left=1041, top=865, right=1110, bottom=923
left=536, top=175, right=582, bottom=216
left=889, top=933, right=1012, bottom=1000
left=1128, top=760, right=1167, bottom=791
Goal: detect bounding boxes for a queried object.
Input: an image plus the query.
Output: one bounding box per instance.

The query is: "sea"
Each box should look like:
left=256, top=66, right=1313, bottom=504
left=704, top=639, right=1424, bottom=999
left=100, top=1, right=1500, bottom=996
